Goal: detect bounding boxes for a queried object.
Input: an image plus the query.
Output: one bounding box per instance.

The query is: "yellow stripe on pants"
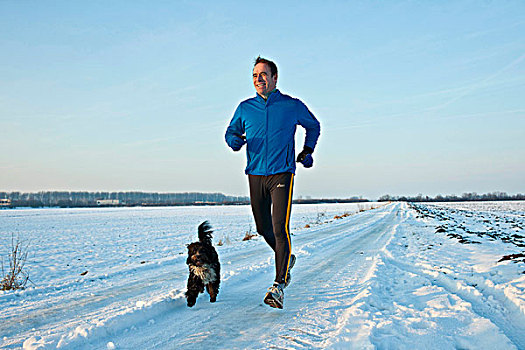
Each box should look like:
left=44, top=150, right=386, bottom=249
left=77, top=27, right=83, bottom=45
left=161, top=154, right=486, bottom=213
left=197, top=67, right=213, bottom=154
left=284, top=174, right=294, bottom=282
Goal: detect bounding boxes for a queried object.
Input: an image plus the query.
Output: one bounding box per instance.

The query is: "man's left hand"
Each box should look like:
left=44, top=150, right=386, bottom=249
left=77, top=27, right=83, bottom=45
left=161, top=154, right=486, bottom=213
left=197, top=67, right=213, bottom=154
left=297, top=147, right=314, bottom=168
left=300, top=154, right=313, bottom=168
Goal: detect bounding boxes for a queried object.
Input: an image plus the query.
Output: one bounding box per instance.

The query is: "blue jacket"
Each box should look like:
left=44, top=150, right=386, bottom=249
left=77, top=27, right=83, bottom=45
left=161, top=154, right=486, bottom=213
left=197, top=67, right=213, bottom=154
left=225, top=90, right=321, bottom=175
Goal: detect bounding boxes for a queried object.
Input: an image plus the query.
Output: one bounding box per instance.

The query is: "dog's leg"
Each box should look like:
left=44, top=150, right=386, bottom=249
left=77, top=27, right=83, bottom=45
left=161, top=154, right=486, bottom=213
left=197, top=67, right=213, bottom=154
left=210, top=263, right=221, bottom=302
left=186, top=294, right=197, bottom=307
left=207, top=273, right=220, bottom=303
left=186, top=273, right=204, bottom=307
left=206, top=283, right=217, bottom=302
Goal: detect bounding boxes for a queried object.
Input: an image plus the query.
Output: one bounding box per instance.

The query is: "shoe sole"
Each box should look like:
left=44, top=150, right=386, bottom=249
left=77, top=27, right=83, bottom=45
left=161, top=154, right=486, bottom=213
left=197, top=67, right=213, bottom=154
left=264, top=292, right=283, bottom=309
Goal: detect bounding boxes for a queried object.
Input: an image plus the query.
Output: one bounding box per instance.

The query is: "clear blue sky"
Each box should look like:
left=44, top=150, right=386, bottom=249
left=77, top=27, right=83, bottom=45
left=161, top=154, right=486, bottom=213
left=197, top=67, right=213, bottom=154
left=1, top=1, right=524, bottom=199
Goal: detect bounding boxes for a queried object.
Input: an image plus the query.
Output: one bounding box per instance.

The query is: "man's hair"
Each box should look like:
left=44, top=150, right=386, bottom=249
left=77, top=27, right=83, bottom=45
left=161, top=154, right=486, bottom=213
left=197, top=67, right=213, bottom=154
left=254, top=56, right=278, bottom=77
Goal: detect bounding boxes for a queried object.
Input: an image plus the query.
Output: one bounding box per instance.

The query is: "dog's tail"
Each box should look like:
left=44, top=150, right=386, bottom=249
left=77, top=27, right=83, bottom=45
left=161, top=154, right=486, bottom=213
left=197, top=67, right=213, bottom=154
left=198, top=221, right=213, bottom=245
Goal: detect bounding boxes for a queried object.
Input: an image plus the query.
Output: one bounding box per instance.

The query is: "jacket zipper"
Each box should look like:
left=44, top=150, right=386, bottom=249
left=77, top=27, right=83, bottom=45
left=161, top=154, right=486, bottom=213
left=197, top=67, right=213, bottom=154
left=265, top=102, right=269, bottom=175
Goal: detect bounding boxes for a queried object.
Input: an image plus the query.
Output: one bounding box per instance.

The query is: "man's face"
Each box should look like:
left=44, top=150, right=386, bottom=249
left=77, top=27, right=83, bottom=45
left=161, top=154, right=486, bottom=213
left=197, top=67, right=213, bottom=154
left=253, top=63, right=277, bottom=98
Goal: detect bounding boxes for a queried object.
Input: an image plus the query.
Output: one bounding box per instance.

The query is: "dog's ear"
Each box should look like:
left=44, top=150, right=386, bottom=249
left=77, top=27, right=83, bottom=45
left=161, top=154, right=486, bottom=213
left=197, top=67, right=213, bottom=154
left=187, top=242, right=198, bottom=252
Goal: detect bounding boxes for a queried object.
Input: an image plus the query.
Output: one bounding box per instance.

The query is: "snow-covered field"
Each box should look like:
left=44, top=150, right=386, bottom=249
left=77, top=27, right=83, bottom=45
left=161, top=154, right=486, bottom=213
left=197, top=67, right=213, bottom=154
left=1, top=201, right=524, bottom=349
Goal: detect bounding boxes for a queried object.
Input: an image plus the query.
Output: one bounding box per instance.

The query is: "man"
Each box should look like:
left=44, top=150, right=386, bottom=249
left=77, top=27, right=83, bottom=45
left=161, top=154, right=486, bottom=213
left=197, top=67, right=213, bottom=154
left=225, top=56, right=320, bottom=309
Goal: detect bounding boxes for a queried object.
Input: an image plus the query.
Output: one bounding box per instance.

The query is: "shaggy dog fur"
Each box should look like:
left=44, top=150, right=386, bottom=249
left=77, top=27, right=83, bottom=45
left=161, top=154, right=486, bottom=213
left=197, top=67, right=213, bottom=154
left=185, top=221, right=221, bottom=307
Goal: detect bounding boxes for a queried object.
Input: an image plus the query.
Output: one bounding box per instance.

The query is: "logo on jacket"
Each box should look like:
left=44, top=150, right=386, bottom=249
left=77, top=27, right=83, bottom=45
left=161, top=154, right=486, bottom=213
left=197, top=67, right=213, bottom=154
left=277, top=184, right=285, bottom=188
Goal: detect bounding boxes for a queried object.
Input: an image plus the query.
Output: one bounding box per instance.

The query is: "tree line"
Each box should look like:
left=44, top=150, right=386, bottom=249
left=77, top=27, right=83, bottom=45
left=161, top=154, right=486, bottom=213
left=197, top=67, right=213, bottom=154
left=2, top=191, right=523, bottom=208
left=378, top=191, right=525, bottom=202
left=0, top=191, right=249, bottom=208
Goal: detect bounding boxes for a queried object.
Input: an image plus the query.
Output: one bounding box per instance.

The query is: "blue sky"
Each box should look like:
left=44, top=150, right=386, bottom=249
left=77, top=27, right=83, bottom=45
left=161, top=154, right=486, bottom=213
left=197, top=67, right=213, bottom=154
left=1, top=1, right=524, bottom=199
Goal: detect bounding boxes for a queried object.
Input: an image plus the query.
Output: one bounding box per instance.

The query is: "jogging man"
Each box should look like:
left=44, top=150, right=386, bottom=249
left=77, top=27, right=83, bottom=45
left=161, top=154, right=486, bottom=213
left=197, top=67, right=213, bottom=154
left=225, top=56, right=321, bottom=309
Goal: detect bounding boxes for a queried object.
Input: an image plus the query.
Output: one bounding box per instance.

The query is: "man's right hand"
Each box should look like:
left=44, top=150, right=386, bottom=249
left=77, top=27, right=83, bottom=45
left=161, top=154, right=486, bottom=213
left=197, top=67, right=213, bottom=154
left=230, top=136, right=246, bottom=151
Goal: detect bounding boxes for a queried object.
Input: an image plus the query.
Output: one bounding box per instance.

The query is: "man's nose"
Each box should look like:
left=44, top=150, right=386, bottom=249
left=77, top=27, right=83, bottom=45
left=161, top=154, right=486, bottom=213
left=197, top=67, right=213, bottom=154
left=257, top=74, right=265, bottom=82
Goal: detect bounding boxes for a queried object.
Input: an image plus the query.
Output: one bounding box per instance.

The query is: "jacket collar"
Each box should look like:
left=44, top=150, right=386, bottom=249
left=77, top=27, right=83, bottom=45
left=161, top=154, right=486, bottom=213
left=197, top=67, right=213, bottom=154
left=255, top=89, right=280, bottom=104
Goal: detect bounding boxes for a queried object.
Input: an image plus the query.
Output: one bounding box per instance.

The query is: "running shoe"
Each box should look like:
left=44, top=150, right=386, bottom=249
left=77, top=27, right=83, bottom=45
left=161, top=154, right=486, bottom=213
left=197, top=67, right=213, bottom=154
left=264, top=282, right=284, bottom=309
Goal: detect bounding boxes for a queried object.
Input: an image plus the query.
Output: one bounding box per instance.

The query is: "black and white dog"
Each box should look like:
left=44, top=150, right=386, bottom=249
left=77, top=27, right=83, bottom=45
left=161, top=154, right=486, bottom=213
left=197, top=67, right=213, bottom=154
left=185, top=221, right=220, bottom=307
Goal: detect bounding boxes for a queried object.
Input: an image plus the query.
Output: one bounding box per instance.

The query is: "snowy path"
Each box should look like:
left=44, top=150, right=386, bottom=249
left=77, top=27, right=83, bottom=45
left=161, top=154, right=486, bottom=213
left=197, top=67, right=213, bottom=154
left=81, top=202, right=400, bottom=350
left=3, top=202, right=525, bottom=349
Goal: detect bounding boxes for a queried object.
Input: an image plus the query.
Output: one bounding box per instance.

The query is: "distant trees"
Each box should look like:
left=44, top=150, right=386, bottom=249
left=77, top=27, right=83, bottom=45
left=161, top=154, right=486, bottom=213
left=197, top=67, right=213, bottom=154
left=0, top=191, right=250, bottom=208
left=2, top=191, right=523, bottom=208
left=378, top=192, right=525, bottom=202
left=293, top=197, right=368, bottom=204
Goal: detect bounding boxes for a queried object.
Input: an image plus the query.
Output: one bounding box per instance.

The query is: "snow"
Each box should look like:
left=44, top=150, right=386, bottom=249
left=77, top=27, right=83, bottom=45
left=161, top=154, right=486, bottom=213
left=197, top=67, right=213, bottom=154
left=1, top=201, right=524, bottom=349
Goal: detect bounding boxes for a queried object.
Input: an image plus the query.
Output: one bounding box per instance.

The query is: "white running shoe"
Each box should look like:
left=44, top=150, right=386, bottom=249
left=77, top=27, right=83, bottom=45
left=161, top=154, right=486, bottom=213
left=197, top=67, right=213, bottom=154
left=264, top=283, right=284, bottom=309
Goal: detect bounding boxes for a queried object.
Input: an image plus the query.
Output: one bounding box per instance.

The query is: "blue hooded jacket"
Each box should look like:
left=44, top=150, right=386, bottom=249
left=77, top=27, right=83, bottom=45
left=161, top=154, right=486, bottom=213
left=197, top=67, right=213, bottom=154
left=225, top=89, right=321, bottom=176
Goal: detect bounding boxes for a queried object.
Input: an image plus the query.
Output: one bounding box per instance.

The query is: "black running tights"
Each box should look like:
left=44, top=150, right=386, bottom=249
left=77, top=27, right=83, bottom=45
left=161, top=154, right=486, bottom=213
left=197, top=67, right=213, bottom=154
left=248, top=172, right=294, bottom=285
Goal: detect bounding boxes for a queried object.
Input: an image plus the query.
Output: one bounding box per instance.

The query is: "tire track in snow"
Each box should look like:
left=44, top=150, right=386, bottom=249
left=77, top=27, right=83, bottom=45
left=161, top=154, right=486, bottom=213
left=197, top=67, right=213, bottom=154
left=256, top=203, right=402, bottom=349
left=380, top=249, right=525, bottom=349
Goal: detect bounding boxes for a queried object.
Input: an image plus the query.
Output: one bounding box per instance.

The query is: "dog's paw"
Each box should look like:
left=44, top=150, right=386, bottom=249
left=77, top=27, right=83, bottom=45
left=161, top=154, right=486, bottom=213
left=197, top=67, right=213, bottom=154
left=187, top=297, right=196, bottom=307
left=210, top=296, right=216, bottom=303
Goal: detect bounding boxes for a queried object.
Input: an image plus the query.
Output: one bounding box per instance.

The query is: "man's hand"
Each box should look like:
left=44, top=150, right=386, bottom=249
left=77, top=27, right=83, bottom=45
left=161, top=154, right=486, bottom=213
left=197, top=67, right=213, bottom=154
left=230, top=136, right=246, bottom=151
left=296, top=146, right=314, bottom=168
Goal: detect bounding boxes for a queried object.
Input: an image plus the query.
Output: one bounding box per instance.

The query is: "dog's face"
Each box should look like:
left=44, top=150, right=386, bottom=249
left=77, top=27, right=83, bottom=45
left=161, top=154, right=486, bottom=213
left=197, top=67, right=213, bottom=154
left=186, top=242, right=213, bottom=267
